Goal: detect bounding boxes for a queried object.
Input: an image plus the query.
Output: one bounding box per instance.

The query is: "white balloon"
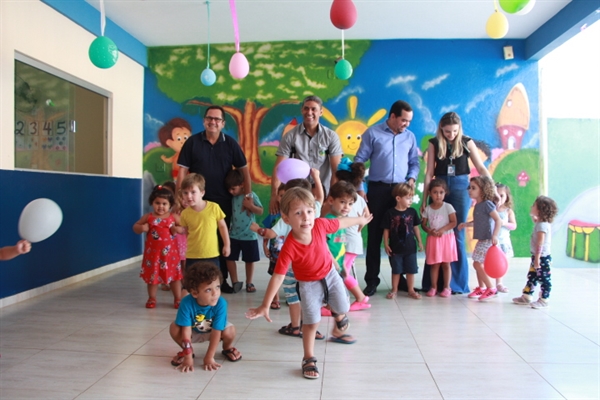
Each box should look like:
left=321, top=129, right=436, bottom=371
left=516, top=0, right=535, bottom=15
left=18, top=198, right=63, bottom=243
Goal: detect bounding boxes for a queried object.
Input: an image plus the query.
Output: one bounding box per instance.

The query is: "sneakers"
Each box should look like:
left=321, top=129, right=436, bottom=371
left=468, top=287, right=485, bottom=298
left=426, top=288, right=437, bottom=297
left=512, top=295, right=532, bottom=305
left=478, top=288, right=498, bottom=301
left=530, top=299, right=549, bottom=309
left=439, top=288, right=452, bottom=298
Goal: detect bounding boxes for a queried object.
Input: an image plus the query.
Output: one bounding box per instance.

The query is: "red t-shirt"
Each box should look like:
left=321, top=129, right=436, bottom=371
left=274, top=218, right=340, bottom=281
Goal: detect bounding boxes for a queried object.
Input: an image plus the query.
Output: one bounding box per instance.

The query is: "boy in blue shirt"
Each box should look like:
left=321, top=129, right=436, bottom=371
left=170, top=262, right=241, bottom=372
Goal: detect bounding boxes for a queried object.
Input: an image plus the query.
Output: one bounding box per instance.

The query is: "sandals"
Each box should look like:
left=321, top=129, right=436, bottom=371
left=386, top=291, right=397, bottom=299
left=221, top=347, right=242, bottom=362
left=232, top=281, right=243, bottom=293
left=145, top=297, right=157, bottom=309
left=270, top=300, right=281, bottom=310
left=171, top=351, right=195, bottom=367
left=315, top=330, right=325, bottom=340
left=278, top=323, right=302, bottom=337
left=246, top=283, right=256, bottom=293
left=408, top=291, right=422, bottom=300
left=302, top=357, right=319, bottom=379
left=350, top=296, right=371, bottom=311
left=334, top=314, right=349, bottom=332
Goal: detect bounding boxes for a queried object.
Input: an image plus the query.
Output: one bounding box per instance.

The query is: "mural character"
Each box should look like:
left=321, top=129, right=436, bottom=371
left=158, top=118, right=191, bottom=180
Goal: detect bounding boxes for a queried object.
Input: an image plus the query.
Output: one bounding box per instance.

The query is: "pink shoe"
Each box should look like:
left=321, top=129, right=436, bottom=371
left=426, top=288, right=437, bottom=297
left=350, top=297, right=371, bottom=311
left=321, top=307, right=332, bottom=316
left=439, top=288, right=452, bottom=298
left=478, top=288, right=498, bottom=301
left=468, top=287, right=485, bottom=299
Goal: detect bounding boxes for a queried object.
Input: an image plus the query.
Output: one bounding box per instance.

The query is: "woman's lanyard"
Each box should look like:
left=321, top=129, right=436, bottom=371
left=447, top=142, right=455, bottom=176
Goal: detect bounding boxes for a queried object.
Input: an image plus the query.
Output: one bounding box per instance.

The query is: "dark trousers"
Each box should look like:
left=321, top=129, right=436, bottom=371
left=364, top=183, right=397, bottom=287
left=210, top=197, right=232, bottom=282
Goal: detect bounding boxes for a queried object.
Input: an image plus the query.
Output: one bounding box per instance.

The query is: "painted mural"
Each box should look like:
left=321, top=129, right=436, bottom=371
left=144, top=39, right=540, bottom=256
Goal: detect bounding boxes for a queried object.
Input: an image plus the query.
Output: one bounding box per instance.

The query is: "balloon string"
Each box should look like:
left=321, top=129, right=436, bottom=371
left=229, top=0, right=240, bottom=53
left=100, top=0, right=106, bottom=36
left=341, top=30, right=345, bottom=59
left=493, top=0, right=498, bottom=12
left=206, top=0, right=211, bottom=68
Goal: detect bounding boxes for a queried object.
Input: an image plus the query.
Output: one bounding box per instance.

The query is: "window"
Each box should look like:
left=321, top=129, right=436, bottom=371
left=14, top=59, right=108, bottom=174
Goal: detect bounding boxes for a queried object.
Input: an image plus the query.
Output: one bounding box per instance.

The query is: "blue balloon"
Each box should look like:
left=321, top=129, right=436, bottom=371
left=89, top=36, right=118, bottom=69
left=335, top=59, right=353, bottom=80
left=201, top=68, right=217, bottom=86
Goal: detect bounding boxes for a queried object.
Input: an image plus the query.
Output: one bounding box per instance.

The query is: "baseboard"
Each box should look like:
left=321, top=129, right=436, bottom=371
left=0, top=255, right=142, bottom=309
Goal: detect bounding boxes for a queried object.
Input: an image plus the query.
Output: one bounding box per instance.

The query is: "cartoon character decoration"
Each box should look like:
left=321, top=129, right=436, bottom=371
left=158, top=118, right=191, bottom=180
left=193, top=313, right=213, bottom=333
left=496, top=83, right=530, bottom=150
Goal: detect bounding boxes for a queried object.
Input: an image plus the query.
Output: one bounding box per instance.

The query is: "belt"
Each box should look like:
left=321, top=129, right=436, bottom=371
left=369, top=181, right=399, bottom=187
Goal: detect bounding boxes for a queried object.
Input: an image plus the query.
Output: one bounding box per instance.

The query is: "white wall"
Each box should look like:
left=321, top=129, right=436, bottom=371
left=0, top=1, right=144, bottom=179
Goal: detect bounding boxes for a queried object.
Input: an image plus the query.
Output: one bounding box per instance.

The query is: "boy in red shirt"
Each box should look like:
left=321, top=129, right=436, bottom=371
left=246, top=187, right=372, bottom=379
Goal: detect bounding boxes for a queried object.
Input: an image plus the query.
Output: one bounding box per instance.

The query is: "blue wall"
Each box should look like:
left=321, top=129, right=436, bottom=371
left=0, top=170, right=142, bottom=298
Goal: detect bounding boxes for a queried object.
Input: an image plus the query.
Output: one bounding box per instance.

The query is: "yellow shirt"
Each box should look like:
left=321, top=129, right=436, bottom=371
left=180, top=202, right=225, bottom=259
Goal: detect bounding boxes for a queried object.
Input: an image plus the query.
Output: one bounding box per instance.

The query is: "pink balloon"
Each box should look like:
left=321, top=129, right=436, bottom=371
left=330, top=0, right=357, bottom=30
left=229, top=52, right=249, bottom=79
left=276, top=159, right=310, bottom=184
left=484, top=244, right=509, bottom=278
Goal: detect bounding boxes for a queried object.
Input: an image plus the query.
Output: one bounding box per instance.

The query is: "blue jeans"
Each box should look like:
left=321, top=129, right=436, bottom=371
left=422, top=174, right=471, bottom=293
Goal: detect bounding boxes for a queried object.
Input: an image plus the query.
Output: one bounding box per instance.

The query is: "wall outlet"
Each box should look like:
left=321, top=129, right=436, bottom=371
left=503, top=46, right=514, bottom=60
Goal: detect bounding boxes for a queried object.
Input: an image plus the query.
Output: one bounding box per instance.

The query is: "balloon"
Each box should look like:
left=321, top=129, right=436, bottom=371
left=201, top=68, right=217, bottom=86
left=499, top=0, right=531, bottom=14
left=18, top=198, right=63, bottom=243
left=89, top=36, right=118, bottom=69
left=486, top=10, right=509, bottom=39
left=335, top=59, right=353, bottom=80
left=229, top=52, right=249, bottom=79
left=484, top=245, right=509, bottom=278
left=515, top=0, right=535, bottom=15
left=330, top=0, right=357, bottom=30
left=276, top=159, right=310, bottom=184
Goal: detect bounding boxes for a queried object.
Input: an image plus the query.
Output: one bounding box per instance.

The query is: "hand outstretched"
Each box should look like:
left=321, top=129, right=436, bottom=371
left=245, top=305, right=271, bottom=322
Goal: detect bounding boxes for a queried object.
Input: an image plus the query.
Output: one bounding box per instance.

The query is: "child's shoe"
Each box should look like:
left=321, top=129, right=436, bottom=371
left=530, top=298, right=549, bottom=309
left=426, top=288, right=437, bottom=297
left=439, top=288, right=452, bottom=298
left=496, top=284, right=509, bottom=293
left=321, top=306, right=332, bottom=316
left=478, top=287, right=498, bottom=301
left=350, top=297, right=371, bottom=311
left=467, top=287, right=485, bottom=299
left=512, top=295, right=532, bottom=305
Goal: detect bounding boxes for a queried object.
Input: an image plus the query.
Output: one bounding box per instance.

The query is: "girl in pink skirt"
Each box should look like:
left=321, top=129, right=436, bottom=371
left=421, top=179, right=458, bottom=297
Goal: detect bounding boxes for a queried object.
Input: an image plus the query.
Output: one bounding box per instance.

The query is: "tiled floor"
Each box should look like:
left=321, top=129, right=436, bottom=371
left=1, top=257, right=598, bottom=399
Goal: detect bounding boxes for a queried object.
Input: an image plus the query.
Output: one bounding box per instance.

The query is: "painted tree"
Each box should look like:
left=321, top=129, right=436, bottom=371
left=148, top=40, right=371, bottom=184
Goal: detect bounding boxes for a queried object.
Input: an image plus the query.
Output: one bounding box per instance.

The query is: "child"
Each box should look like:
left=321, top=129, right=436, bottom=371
left=0, top=240, right=31, bottom=260
left=495, top=183, right=517, bottom=293
left=322, top=181, right=371, bottom=314
left=246, top=187, right=373, bottom=380
left=512, top=196, right=558, bottom=309
left=382, top=183, right=424, bottom=300
left=170, top=261, right=241, bottom=373
left=161, top=181, right=185, bottom=292
left=261, top=183, right=286, bottom=309
left=172, top=173, right=230, bottom=286
left=421, top=179, right=458, bottom=297
left=251, top=170, right=325, bottom=340
left=458, top=176, right=502, bottom=301
left=133, top=185, right=183, bottom=309
left=224, top=169, right=264, bottom=293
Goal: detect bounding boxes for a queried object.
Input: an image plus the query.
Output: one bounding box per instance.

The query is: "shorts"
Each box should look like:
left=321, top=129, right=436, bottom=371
left=191, top=321, right=234, bottom=343
left=389, top=252, right=418, bottom=275
left=282, top=266, right=299, bottom=304
left=298, top=266, right=349, bottom=325
left=473, top=239, right=493, bottom=263
left=186, top=257, right=220, bottom=270
left=226, top=238, right=260, bottom=263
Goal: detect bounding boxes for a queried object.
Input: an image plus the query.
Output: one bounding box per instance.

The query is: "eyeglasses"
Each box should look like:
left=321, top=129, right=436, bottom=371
left=204, top=116, right=224, bottom=123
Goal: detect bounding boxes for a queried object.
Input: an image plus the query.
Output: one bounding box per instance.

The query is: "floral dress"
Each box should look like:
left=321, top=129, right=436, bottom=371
left=140, top=214, right=182, bottom=284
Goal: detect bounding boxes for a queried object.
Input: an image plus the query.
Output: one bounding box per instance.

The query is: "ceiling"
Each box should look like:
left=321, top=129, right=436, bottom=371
left=85, top=0, right=572, bottom=47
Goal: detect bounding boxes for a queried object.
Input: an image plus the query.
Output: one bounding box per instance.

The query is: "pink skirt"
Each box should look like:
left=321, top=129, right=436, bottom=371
left=426, top=232, right=458, bottom=264
left=175, top=233, right=187, bottom=261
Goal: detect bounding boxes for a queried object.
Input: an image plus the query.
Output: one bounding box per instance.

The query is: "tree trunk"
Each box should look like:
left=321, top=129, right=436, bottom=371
left=239, top=101, right=270, bottom=184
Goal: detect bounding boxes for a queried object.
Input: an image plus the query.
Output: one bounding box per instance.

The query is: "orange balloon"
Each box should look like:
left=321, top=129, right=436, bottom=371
left=484, top=244, right=509, bottom=278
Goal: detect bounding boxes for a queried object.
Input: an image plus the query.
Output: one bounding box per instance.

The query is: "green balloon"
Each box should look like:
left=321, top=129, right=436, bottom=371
left=335, top=59, right=353, bottom=80
left=89, top=36, right=118, bottom=69
left=499, top=0, right=530, bottom=14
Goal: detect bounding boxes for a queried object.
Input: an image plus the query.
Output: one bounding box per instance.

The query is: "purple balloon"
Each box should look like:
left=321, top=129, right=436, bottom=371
left=276, top=159, right=310, bottom=184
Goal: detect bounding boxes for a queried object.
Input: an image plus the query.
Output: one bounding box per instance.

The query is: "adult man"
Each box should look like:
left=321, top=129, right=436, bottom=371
left=354, top=100, right=420, bottom=296
left=269, top=96, right=343, bottom=214
left=177, top=105, right=252, bottom=293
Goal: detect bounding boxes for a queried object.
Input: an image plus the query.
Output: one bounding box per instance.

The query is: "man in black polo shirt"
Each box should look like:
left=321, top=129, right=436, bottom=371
left=177, top=105, right=252, bottom=293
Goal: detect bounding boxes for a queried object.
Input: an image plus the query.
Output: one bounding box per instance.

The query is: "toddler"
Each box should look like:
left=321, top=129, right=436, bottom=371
left=495, top=183, right=517, bottom=293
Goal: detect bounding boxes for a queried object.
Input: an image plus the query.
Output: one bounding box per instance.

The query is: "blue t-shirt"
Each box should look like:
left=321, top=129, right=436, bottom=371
left=229, top=192, right=263, bottom=240
left=175, top=295, right=228, bottom=333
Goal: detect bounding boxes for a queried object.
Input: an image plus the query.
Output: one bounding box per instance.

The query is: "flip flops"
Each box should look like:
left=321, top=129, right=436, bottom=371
left=221, top=347, right=242, bottom=362
left=329, top=334, right=356, bottom=345
left=270, top=300, right=281, bottom=310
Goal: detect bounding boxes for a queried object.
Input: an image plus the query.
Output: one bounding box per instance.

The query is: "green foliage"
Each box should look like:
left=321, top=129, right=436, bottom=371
left=143, top=147, right=174, bottom=185
left=148, top=40, right=371, bottom=105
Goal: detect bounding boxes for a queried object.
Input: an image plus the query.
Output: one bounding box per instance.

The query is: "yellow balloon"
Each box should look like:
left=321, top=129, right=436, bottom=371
left=486, top=10, right=509, bottom=39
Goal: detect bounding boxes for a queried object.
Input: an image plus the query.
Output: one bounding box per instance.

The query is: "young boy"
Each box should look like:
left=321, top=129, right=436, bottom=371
left=170, top=261, right=241, bottom=372
left=224, top=169, right=264, bottom=293
left=382, top=183, right=424, bottom=300
left=251, top=169, right=325, bottom=340
left=172, top=173, right=230, bottom=277
left=322, top=181, right=371, bottom=315
left=247, top=187, right=373, bottom=380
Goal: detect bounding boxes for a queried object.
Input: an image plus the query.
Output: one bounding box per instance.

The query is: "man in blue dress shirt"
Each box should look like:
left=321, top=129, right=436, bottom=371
left=354, top=100, right=420, bottom=296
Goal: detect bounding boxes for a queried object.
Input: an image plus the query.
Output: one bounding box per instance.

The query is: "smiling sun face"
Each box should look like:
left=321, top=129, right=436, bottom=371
left=322, top=96, right=386, bottom=156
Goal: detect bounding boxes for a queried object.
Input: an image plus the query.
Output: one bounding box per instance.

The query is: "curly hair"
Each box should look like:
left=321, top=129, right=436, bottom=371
left=495, top=183, right=514, bottom=209
left=392, top=182, right=414, bottom=198
left=335, top=161, right=366, bottom=188
left=535, top=196, right=558, bottom=223
left=470, top=176, right=498, bottom=204
left=148, top=185, right=175, bottom=207
left=184, top=262, right=223, bottom=292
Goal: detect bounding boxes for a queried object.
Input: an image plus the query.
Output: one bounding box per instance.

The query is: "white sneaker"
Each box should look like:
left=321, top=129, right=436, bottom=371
left=530, top=299, right=549, bottom=309
left=512, top=295, right=532, bottom=305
